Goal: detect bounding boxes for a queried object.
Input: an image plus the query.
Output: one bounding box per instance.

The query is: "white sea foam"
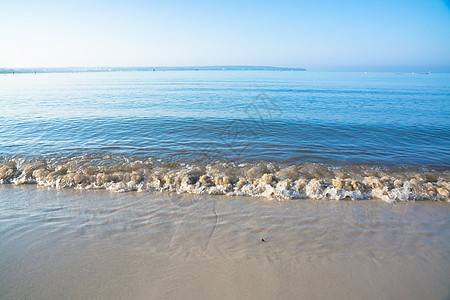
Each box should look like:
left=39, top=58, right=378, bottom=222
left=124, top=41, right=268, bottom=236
left=1, top=156, right=448, bottom=203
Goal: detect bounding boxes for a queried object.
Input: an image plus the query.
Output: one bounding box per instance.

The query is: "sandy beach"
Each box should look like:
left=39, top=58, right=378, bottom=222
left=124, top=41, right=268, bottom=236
left=2, top=0, right=449, bottom=298
left=1, top=185, right=448, bottom=299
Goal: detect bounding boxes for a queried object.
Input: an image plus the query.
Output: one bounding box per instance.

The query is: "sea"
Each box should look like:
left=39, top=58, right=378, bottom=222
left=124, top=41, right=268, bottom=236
left=0, top=70, right=449, bottom=202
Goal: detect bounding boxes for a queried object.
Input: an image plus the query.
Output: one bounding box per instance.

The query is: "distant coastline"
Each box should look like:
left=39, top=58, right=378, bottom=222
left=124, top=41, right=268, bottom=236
left=0, top=65, right=306, bottom=74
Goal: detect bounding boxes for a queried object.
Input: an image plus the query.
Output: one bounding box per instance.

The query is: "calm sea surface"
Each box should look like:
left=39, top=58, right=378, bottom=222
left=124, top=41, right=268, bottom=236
left=1, top=71, right=449, bottom=166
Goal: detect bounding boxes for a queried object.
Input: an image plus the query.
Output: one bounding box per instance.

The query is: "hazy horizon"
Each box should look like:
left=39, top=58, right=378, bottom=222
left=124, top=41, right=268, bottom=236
left=1, top=0, right=449, bottom=72
left=2, top=65, right=450, bottom=73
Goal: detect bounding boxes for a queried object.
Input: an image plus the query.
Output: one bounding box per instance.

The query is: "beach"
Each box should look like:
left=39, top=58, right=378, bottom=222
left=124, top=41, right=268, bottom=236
left=2, top=0, right=450, bottom=297
left=0, top=70, right=449, bottom=299
left=1, top=185, right=449, bottom=299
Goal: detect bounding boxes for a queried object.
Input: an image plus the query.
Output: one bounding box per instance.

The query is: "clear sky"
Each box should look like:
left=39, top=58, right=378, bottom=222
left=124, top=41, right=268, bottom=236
left=1, top=0, right=449, bottom=71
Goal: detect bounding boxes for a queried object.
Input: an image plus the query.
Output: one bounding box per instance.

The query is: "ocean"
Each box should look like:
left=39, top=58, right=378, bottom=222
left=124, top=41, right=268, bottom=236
left=0, top=70, right=449, bottom=202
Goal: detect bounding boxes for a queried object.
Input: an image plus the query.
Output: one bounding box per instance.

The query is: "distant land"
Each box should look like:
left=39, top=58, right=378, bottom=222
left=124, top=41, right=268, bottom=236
left=0, top=66, right=306, bottom=74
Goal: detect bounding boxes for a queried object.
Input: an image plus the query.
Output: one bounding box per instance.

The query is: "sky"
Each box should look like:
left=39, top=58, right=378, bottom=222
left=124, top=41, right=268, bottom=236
left=1, top=0, right=449, bottom=71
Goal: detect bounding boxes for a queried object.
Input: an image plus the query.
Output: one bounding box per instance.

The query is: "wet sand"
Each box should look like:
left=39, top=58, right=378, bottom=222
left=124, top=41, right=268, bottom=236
left=0, top=185, right=449, bottom=299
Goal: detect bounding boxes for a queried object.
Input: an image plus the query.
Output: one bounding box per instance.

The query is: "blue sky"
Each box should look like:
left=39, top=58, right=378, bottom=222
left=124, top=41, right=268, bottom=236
left=1, top=0, right=449, bottom=71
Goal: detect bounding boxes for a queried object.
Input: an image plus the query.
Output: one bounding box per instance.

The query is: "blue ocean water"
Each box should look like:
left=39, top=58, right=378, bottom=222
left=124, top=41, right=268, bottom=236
left=0, top=70, right=449, bottom=201
left=1, top=70, right=449, bottom=166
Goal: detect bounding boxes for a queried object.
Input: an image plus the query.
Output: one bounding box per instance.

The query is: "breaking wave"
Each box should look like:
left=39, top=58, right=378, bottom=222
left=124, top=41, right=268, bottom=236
left=1, top=155, right=449, bottom=203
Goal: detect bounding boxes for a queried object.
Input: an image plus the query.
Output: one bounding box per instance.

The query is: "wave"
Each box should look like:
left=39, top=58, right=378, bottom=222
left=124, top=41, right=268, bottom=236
left=1, top=155, right=449, bottom=203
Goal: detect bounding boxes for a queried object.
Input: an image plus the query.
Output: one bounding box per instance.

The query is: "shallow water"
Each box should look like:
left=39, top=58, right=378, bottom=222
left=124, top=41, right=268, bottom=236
left=0, top=71, right=449, bottom=201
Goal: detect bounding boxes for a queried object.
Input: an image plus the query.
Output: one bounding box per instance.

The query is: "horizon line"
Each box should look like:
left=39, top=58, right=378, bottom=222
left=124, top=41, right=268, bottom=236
left=0, top=65, right=307, bottom=74
left=1, top=65, right=447, bottom=74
